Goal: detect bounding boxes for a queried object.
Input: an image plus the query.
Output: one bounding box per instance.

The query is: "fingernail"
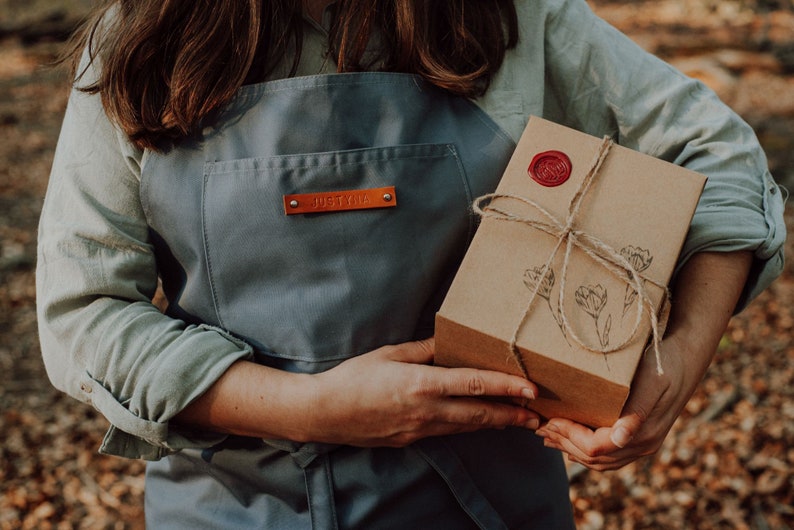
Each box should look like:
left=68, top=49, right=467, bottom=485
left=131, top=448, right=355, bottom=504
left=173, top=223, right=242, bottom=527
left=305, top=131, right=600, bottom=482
left=526, top=418, right=540, bottom=430
left=611, top=426, right=632, bottom=448
left=521, top=387, right=536, bottom=400
left=545, top=423, right=559, bottom=434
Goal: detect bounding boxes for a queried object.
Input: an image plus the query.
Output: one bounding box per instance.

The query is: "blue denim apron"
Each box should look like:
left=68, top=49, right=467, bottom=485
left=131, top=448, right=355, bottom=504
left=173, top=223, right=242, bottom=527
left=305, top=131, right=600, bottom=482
left=140, top=73, right=574, bottom=529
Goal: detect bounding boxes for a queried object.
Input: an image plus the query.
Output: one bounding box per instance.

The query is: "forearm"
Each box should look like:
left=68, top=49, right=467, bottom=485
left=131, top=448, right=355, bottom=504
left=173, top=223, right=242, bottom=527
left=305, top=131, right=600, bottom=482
left=663, top=250, right=753, bottom=390
left=173, top=340, right=542, bottom=448
left=174, top=360, right=318, bottom=442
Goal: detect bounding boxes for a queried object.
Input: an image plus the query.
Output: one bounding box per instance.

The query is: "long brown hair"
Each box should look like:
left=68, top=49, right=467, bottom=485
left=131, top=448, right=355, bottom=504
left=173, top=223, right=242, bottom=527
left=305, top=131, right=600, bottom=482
left=69, top=0, right=518, bottom=150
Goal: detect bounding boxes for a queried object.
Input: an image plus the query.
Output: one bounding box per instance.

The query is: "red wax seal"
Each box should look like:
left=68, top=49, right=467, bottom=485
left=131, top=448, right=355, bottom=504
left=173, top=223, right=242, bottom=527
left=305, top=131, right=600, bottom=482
left=528, top=150, right=572, bottom=187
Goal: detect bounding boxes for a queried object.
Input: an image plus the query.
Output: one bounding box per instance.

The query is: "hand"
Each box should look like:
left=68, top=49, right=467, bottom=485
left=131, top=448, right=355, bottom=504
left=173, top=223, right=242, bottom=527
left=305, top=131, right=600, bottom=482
left=534, top=251, right=751, bottom=471
left=535, top=334, right=692, bottom=471
left=537, top=252, right=752, bottom=471
left=307, top=338, right=541, bottom=447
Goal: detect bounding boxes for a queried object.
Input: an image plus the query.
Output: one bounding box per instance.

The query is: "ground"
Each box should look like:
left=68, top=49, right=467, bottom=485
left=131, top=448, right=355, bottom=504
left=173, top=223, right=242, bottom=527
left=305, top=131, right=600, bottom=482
left=0, top=1, right=792, bottom=528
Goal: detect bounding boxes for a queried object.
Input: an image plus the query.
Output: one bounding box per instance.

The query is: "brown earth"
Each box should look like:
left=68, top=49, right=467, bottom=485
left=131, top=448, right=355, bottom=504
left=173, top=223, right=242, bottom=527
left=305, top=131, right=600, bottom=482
left=0, top=1, right=792, bottom=528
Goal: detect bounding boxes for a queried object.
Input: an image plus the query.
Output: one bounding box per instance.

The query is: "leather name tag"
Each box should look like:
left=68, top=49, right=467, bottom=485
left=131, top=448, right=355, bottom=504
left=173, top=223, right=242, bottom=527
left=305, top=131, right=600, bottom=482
left=284, top=186, right=397, bottom=215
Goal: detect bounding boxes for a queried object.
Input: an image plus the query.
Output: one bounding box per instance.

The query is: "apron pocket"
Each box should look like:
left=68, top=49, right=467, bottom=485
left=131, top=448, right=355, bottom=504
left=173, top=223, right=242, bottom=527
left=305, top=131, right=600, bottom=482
left=202, top=143, right=473, bottom=367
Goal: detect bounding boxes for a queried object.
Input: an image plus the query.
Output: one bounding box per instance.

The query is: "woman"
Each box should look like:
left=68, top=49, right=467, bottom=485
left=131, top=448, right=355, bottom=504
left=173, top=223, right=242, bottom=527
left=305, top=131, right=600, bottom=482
left=37, top=0, right=785, bottom=527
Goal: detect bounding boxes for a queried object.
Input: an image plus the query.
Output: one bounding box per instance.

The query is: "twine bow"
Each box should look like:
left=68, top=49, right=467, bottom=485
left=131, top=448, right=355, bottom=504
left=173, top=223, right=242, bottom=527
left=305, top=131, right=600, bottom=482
left=473, top=137, right=670, bottom=378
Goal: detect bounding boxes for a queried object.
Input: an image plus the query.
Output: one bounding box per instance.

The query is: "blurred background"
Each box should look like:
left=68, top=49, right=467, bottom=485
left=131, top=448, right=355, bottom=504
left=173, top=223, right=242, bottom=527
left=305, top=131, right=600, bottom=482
left=0, top=0, right=792, bottom=528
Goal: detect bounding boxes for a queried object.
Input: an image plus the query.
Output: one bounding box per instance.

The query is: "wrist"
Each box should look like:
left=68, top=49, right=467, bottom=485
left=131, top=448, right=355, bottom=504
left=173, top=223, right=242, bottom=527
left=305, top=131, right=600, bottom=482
left=282, top=372, right=323, bottom=443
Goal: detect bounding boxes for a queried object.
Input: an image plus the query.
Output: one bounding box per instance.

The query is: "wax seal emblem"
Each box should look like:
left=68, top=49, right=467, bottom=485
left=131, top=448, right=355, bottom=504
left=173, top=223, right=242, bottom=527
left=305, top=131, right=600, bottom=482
left=528, top=150, right=572, bottom=187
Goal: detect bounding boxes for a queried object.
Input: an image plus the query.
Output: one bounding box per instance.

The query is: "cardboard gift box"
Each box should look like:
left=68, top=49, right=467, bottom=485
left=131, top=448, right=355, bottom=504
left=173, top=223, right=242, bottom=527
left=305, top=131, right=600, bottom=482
left=435, top=116, right=707, bottom=427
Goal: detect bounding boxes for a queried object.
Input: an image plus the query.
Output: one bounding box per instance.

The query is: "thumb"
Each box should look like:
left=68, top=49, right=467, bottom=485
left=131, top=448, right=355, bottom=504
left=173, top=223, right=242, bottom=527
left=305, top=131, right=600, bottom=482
left=386, top=337, right=436, bottom=364
left=610, top=398, right=652, bottom=448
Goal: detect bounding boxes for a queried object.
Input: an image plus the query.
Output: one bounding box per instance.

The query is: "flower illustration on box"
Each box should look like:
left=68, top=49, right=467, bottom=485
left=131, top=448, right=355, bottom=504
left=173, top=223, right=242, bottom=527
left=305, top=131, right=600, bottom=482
left=620, top=245, right=653, bottom=316
left=523, top=265, right=569, bottom=344
left=523, top=265, right=554, bottom=299
left=523, top=243, right=653, bottom=354
left=574, top=284, right=611, bottom=349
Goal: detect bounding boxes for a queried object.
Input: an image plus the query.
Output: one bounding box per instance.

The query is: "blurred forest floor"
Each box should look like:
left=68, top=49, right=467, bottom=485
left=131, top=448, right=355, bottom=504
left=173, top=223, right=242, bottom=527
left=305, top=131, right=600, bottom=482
left=0, top=0, right=792, bottom=528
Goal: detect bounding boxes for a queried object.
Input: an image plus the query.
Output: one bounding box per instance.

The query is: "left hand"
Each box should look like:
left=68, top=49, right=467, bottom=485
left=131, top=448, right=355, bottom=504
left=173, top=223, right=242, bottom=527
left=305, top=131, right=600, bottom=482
left=535, top=333, right=695, bottom=471
left=535, top=251, right=752, bottom=471
left=536, top=252, right=752, bottom=471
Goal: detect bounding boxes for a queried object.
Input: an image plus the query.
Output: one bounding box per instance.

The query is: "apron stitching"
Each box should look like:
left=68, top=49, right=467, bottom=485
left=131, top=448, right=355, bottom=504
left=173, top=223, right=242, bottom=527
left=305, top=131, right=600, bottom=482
left=239, top=78, right=411, bottom=101
left=446, top=144, right=476, bottom=243
left=209, top=146, right=454, bottom=173
left=322, top=455, right=340, bottom=530
left=304, top=468, right=317, bottom=529
left=138, top=150, right=153, bottom=221
left=201, top=160, right=227, bottom=329
left=235, top=73, right=425, bottom=100
left=467, top=98, right=518, bottom=147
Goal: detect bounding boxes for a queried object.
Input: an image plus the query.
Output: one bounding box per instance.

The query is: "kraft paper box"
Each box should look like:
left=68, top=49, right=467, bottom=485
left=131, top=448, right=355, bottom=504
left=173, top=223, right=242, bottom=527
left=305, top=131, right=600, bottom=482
left=435, top=116, right=706, bottom=428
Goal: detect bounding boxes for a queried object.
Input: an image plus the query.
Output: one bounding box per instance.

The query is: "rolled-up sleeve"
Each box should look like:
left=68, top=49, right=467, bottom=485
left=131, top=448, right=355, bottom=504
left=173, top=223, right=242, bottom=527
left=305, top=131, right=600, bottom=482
left=36, top=78, right=253, bottom=460
left=540, top=0, right=787, bottom=311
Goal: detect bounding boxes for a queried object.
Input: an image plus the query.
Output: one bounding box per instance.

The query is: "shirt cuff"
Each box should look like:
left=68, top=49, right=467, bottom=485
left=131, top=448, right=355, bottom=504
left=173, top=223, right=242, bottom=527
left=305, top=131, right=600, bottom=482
left=85, top=324, right=255, bottom=460
left=678, top=171, right=787, bottom=313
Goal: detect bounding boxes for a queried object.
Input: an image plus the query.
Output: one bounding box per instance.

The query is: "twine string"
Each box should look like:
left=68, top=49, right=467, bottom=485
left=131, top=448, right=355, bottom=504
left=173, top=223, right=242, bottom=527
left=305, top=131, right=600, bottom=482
left=472, top=137, right=669, bottom=377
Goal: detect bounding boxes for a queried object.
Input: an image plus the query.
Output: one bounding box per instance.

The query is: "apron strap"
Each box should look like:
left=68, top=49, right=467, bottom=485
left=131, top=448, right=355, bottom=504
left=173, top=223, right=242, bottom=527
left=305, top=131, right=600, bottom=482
left=303, top=454, right=340, bottom=530
left=414, top=439, right=509, bottom=530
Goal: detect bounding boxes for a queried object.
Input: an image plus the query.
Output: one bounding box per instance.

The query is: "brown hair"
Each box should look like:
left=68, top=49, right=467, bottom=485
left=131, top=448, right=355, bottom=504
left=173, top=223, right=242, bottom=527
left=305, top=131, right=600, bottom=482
left=69, top=0, right=518, bottom=150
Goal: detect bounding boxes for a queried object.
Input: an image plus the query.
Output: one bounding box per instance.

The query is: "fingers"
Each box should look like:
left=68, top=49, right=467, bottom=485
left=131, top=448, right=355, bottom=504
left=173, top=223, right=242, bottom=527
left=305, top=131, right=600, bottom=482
left=381, top=403, right=541, bottom=447
left=536, top=416, right=660, bottom=471
left=436, top=397, right=542, bottom=431
left=432, top=367, right=538, bottom=401
left=536, top=421, right=627, bottom=470
left=380, top=393, right=542, bottom=447
left=384, top=338, right=538, bottom=401
left=411, top=365, right=541, bottom=432
left=385, top=341, right=541, bottom=431
left=537, top=420, right=614, bottom=456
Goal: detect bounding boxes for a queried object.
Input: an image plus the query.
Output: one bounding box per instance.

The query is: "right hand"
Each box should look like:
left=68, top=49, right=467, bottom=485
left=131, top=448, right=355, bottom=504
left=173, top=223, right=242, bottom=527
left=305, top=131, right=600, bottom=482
left=305, top=338, right=541, bottom=447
